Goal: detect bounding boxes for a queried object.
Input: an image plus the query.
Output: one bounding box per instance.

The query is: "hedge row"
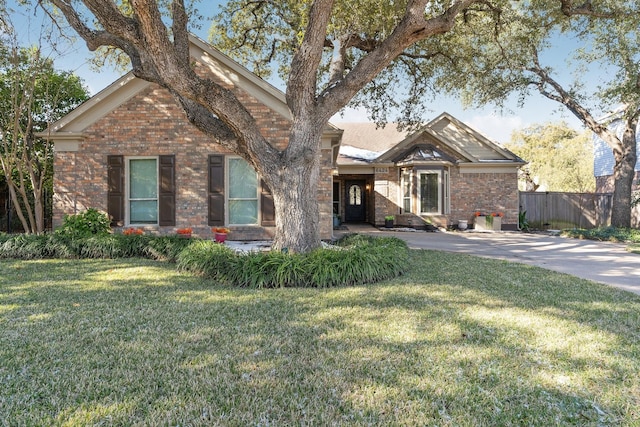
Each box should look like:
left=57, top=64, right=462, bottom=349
left=0, top=233, right=409, bottom=288
left=0, top=233, right=192, bottom=262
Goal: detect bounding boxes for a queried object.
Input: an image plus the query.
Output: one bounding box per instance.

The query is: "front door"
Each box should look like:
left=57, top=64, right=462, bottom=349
left=345, top=180, right=366, bottom=222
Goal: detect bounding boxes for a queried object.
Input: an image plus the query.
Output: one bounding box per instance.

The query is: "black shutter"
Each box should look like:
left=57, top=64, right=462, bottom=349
left=158, top=155, right=176, bottom=226
left=208, top=155, right=225, bottom=226
left=260, top=179, right=275, bottom=227
left=107, top=155, right=124, bottom=227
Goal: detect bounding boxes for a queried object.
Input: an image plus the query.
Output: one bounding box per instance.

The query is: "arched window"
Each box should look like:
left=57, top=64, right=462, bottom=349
left=349, top=184, right=362, bottom=206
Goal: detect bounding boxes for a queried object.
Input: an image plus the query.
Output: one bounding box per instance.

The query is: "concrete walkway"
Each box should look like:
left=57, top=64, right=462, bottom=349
left=337, top=225, right=640, bottom=295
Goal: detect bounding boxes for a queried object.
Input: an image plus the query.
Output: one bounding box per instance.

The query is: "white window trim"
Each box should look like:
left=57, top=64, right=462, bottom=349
left=125, top=156, right=159, bottom=226
left=444, top=169, right=451, bottom=215
left=418, top=170, right=441, bottom=215
left=226, top=156, right=260, bottom=226
left=400, top=168, right=412, bottom=213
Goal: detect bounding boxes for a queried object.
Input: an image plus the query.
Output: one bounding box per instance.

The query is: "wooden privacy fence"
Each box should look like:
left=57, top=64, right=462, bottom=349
left=519, top=192, right=612, bottom=229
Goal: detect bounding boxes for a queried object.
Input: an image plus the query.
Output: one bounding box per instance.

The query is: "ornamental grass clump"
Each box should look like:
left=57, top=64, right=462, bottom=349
left=0, top=233, right=74, bottom=259
left=0, top=233, right=195, bottom=261
left=176, top=234, right=409, bottom=288
left=176, top=239, right=237, bottom=282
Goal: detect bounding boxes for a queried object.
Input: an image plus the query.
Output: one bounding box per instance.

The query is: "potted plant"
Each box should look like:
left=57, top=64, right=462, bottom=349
left=212, top=227, right=230, bottom=243
left=384, top=215, right=395, bottom=228
left=176, top=227, right=193, bottom=238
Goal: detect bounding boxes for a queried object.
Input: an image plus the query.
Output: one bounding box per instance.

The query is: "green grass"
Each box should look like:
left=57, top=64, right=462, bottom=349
left=1, top=252, right=639, bottom=425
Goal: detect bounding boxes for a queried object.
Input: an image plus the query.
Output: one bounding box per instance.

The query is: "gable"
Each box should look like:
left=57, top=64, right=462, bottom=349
left=393, top=143, right=458, bottom=164
left=427, top=113, right=521, bottom=162
left=337, top=113, right=525, bottom=168
left=41, top=35, right=293, bottom=140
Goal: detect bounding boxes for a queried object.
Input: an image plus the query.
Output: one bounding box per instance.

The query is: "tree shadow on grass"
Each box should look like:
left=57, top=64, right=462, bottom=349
left=0, top=255, right=639, bottom=424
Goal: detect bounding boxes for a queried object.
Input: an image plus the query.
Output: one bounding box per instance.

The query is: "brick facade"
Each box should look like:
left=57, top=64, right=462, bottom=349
left=367, top=167, right=519, bottom=229
left=450, top=170, right=519, bottom=229
left=53, top=70, right=334, bottom=240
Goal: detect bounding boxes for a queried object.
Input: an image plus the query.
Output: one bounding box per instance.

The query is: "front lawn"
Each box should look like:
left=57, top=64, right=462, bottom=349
left=1, top=252, right=639, bottom=425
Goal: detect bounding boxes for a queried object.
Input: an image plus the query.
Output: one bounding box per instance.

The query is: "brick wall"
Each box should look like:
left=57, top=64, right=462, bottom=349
left=366, top=166, right=519, bottom=229
left=373, top=167, right=400, bottom=224
left=53, top=72, right=333, bottom=240
left=450, top=169, right=519, bottom=228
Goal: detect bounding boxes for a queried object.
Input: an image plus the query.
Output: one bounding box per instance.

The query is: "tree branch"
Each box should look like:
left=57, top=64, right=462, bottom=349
left=317, top=0, right=480, bottom=120
left=559, top=0, right=615, bottom=18
left=286, top=0, right=335, bottom=116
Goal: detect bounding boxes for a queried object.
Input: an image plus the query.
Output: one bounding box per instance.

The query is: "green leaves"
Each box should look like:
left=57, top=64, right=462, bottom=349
left=176, top=234, right=409, bottom=288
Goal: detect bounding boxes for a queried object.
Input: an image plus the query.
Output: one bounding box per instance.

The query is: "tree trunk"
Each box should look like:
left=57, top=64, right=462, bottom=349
left=263, top=127, right=323, bottom=253
left=269, top=161, right=321, bottom=253
left=610, top=121, right=637, bottom=228
left=6, top=183, right=30, bottom=233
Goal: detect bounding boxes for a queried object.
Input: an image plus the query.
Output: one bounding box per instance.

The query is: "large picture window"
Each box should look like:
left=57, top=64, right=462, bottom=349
left=419, top=172, right=440, bottom=214
left=128, top=158, right=158, bottom=224
left=228, top=157, right=258, bottom=225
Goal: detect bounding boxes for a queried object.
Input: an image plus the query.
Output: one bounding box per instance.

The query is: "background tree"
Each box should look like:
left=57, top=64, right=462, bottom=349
left=507, top=122, right=594, bottom=192
left=0, top=37, right=89, bottom=233
left=39, top=0, right=498, bottom=252
left=435, top=0, right=639, bottom=227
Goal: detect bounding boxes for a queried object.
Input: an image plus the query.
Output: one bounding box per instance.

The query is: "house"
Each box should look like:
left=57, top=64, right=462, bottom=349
left=333, top=117, right=525, bottom=230
left=593, top=121, right=640, bottom=193
left=593, top=119, right=640, bottom=227
left=41, top=35, right=341, bottom=240
left=42, top=36, right=523, bottom=239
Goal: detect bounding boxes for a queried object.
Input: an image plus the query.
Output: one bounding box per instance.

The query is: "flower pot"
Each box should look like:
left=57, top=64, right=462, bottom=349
left=384, top=219, right=394, bottom=228
left=458, top=220, right=468, bottom=230
left=215, top=232, right=227, bottom=243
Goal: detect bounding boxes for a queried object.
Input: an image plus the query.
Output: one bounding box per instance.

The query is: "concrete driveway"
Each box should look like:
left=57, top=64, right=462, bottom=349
left=340, top=226, right=640, bottom=295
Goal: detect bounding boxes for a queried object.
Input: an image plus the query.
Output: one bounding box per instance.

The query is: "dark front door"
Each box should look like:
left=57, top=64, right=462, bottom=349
left=345, top=180, right=366, bottom=222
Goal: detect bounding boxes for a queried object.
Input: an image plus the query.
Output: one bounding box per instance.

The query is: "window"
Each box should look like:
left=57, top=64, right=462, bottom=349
left=228, top=157, right=258, bottom=225
left=349, top=184, right=362, bottom=206
left=333, top=182, right=340, bottom=215
left=401, top=169, right=411, bottom=213
left=128, top=158, right=158, bottom=224
left=419, top=171, right=440, bottom=214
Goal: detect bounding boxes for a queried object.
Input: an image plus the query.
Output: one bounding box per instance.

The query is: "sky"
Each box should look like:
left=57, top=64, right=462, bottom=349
left=5, top=0, right=592, bottom=145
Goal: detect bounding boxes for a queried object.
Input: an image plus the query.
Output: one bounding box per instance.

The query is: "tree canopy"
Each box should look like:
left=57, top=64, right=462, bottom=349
left=429, top=0, right=639, bottom=226
left=507, top=122, right=594, bottom=193
left=0, top=40, right=89, bottom=233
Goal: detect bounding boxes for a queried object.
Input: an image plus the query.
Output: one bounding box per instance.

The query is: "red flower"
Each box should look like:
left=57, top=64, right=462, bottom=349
left=123, top=227, right=144, bottom=235
left=177, top=227, right=193, bottom=235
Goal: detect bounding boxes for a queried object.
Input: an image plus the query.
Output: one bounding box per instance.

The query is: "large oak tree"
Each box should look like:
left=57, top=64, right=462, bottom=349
left=38, top=0, right=499, bottom=252
left=436, top=0, right=639, bottom=227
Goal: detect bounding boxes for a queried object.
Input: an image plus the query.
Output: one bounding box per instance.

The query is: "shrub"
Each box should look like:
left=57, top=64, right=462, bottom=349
left=563, top=227, right=640, bottom=243
left=176, top=234, right=409, bottom=288
left=0, top=234, right=74, bottom=259
left=55, top=208, right=111, bottom=238
left=176, top=240, right=237, bottom=281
